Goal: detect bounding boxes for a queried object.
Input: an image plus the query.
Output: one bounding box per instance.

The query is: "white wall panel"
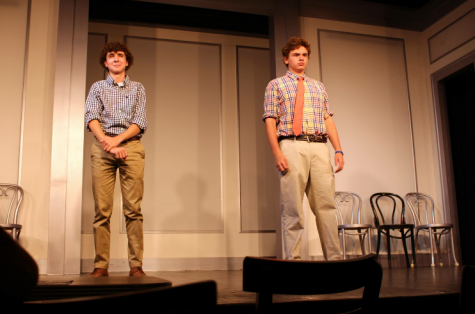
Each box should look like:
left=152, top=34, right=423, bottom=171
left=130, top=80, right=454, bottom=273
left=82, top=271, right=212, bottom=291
left=125, top=36, right=223, bottom=232
left=82, top=33, right=107, bottom=234
left=237, top=46, right=277, bottom=232
left=317, top=30, right=417, bottom=254
left=0, top=0, right=28, bottom=185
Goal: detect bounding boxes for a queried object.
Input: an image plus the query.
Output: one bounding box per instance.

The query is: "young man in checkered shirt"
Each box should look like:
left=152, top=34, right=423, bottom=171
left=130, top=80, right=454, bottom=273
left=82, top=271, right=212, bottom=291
left=85, top=42, right=147, bottom=277
left=263, top=37, right=344, bottom=261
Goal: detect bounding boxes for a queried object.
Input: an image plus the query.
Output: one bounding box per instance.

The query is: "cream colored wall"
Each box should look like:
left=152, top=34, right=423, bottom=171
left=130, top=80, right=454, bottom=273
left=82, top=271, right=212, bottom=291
left=421, top=0, right=475, bottom=242
left=0, top=0, right=28, bottom=185
left=424, top=0, right=475, bottom=74
left=18, top=1, right=59, bottom=271
left=301, top=17, right=435, bottom=256
left=81, top=22, right=275, bottom=268
left=0, top=0, right=59, bottom=273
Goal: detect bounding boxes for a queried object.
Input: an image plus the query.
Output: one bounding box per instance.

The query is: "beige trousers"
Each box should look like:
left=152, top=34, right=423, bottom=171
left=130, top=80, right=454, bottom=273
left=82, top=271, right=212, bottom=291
left=91, top=139, right=145, bottom=269
left=280, top=139, right=341, bottom=261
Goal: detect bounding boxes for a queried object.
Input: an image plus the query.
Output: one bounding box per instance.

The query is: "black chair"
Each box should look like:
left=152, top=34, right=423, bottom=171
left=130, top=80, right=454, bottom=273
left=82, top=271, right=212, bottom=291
left=370, top=192, right=416, bottom=268
left=243, top=254, right=382, bottom=314
left=23, top=280, right=217, bottom=312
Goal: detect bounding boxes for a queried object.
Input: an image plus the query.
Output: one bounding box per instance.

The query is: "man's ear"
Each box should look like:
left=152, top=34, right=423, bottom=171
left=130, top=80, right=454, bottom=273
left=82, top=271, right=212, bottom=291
left=283, top=57, right=288, bottom=65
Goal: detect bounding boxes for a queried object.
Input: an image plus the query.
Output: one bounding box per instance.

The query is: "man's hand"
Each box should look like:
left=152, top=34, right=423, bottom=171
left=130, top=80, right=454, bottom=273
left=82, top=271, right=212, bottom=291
left=110, top=147, right=128, bottom=160
left=334, top=153, right=344, bottom=173
left=101, top=136, right=122, bottom=152
left=275, top=151, right=289, bottom=172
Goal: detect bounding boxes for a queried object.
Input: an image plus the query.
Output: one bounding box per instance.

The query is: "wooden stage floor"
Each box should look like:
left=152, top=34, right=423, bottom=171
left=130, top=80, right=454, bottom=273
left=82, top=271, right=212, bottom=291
left=37, top=266, right=462, bottom=308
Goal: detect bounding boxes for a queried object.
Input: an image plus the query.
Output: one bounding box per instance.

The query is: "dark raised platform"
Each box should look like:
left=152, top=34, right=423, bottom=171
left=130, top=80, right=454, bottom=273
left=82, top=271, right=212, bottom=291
left=27, top=276, right=171, bottom=301
left=27, top=266, right=463, bottom=312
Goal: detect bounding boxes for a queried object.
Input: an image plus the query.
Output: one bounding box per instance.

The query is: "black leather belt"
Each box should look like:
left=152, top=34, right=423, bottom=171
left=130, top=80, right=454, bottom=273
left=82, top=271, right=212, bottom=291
left=278, top=134, right=327, bottom=143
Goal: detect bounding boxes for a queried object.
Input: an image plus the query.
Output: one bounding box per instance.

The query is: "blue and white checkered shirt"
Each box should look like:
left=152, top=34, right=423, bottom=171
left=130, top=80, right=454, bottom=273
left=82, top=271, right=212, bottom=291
left=85, top=75, right=147, bottom=137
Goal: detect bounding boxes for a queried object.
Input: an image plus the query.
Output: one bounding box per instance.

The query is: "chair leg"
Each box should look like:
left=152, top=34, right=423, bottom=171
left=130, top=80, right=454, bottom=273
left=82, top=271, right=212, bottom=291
left=434, top=231, right=443, bottom=266
left=429, top=228, right=435, bottom=267
left=412, top=229, right=420, bottom=267
left=387, top=229, right=392, bottom=269
left=368, top=228, right=372, bottom=254
left=358, top=228, right=365, bottom=256
left=410, top=228, right=417, bottom=268
left=401, top=228, right=410, bottom=268
left=376, top=230, right=381, bottom=259
left=342, top=230, right=347, bottom=260
left=450, top=229, right=460, bottom=266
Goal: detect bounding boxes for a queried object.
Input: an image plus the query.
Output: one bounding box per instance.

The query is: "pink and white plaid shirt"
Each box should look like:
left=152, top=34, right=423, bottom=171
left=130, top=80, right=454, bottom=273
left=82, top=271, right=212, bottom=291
left=263, top=71, right=333, bottom=136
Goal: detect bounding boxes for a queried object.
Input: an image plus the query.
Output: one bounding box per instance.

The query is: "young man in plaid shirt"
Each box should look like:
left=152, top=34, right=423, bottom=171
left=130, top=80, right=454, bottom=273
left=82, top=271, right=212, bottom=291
left=85, top=42, right=147, bottom=276
left=263, top=37, right=344, bottom=261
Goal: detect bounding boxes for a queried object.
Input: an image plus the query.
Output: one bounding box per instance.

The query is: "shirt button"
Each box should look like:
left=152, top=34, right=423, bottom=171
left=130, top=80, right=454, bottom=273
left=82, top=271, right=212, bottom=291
left=119, top=110, right=122, bottom=113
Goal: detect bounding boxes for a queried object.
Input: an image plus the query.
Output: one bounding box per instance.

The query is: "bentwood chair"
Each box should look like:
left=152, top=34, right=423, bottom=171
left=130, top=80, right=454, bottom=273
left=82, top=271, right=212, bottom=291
left=243, top=254, right=382, bottom=314
left=0, top=184, right=24, bottom=241
left=334, top=192, right=372, bottom=259
left=405, top=193, right=459, bottom=267
left=370, top=192, right=416, bottom=268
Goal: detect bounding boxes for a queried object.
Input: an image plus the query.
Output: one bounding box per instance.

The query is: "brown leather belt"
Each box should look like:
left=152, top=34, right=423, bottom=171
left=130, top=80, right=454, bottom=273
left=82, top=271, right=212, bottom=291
left=120, top=135, right=141, bottom=144
left=278, top=134, right=327, bottom=143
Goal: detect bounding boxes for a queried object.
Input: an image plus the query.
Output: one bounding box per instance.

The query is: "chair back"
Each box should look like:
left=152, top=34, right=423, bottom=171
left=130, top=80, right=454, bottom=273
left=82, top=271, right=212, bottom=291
left=334, top=192, right=363, bottom=225
left=370, top=192, right=407, bottom=227
left=405, top=193, right=437, bottom=226
left=243, top=254, right=382, bottom=311
left=0, top=184, right=24, bottom=225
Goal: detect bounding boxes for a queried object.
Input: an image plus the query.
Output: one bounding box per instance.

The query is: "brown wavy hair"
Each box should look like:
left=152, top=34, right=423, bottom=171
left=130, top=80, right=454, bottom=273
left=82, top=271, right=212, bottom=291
left=282, top=37, right=311, bottom=67
left=99, top=41, right=134, bottom=71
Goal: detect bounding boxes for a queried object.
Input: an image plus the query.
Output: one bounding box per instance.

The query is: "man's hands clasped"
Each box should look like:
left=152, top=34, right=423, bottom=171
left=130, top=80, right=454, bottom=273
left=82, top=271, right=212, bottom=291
left=101, top=136, right=127, bottom=160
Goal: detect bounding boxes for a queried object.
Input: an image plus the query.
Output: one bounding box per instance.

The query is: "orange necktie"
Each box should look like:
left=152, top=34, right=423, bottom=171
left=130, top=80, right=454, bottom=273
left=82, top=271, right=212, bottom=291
left=292, top=76, right=304, bottom=136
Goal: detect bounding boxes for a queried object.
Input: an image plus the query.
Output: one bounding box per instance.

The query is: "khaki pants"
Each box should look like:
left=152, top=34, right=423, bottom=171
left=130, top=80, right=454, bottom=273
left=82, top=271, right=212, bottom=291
left=280, top=139, right=341, bottom=261
left=91, top=139, right=145, bottom=269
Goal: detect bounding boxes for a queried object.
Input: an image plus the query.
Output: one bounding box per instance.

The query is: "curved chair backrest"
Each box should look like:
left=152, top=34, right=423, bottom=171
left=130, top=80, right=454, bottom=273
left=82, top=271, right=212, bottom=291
left=405, top=193, right=437, bottom=226
left=243, top=254, right=382, bottom=312
left=334, top=192, right=363, bottom=225
left=370, top=192, right=407, bottom=227
left=0, top=184, right=24, bottom=225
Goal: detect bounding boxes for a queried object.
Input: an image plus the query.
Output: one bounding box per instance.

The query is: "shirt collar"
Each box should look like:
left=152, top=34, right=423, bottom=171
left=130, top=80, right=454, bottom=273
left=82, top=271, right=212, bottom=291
left=106, top=74, right=130, bottom=87
left=286, top=71, right=306, bottom=81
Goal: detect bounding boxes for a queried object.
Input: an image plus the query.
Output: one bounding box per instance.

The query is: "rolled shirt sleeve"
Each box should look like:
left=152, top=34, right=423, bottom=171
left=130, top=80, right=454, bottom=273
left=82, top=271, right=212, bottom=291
left=321, top=84, right=333, bottom=119
left=131, top=83, right=148, bottom=133
left=263, top=80, right=280, bottom=122
left=85, top=83, right=103, bottom=131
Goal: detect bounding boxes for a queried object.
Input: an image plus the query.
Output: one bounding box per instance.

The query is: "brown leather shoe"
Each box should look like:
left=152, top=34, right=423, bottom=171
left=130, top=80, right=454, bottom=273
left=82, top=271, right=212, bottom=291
left=129, top=266, right=147, bottom=276
left=90, top=268, right=109, bottom=277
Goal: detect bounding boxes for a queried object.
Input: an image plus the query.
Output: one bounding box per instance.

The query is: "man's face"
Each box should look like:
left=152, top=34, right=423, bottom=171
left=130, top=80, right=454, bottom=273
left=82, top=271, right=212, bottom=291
left=104, top=50, right=128, bottom=75
left=284, top=46, right=308, bottom=74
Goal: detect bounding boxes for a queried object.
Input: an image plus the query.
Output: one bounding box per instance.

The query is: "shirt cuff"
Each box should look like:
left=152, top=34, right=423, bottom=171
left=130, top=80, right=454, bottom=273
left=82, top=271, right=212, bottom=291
left=132, top=120, right=147, bottom=133
left=262, top=113, right=279, bottom=122
left=323, top=110, right=334, bottom=119
left=85, top=115, right=101, bottom=131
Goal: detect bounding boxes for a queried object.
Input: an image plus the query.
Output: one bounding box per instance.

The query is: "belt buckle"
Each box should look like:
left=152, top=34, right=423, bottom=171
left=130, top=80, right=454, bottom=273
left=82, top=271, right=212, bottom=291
left=306, top=135, right=310, bottom=143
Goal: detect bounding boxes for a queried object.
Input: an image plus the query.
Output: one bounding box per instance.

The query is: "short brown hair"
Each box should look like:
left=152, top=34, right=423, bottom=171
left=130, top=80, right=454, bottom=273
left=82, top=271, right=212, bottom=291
left=282, top=37, right=311, bottom=67
left=99, top=41, right=134, bottom=71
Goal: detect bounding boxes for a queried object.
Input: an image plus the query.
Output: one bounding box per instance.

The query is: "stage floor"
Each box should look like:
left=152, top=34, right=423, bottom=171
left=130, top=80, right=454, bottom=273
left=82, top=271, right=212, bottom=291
left=38, top=266, right=462, bottom=305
